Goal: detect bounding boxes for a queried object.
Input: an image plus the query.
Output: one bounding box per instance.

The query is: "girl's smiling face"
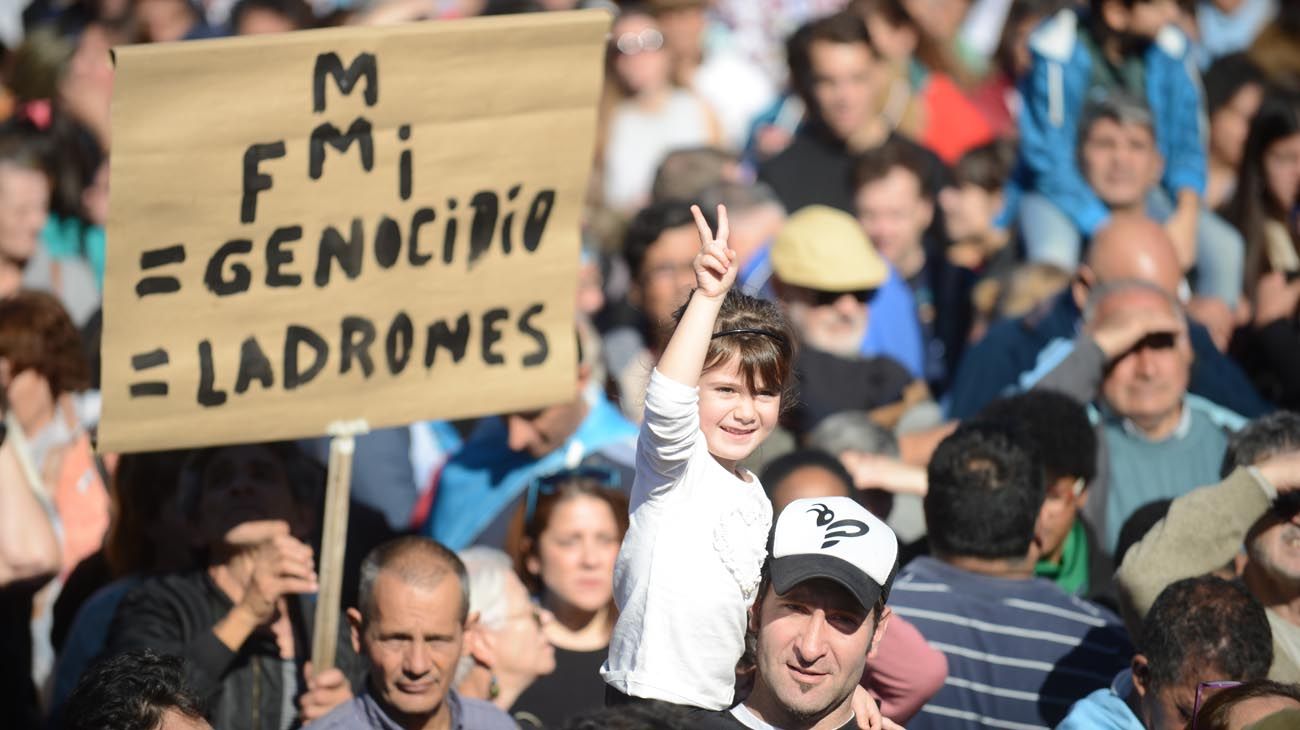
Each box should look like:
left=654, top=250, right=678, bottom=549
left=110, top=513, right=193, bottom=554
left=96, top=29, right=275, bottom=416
left=697, top=356, right=781, bottom=472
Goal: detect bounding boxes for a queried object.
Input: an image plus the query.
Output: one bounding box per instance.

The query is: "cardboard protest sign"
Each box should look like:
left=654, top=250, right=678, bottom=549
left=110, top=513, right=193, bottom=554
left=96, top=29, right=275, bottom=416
left=99, top=11, right=609, bottom=453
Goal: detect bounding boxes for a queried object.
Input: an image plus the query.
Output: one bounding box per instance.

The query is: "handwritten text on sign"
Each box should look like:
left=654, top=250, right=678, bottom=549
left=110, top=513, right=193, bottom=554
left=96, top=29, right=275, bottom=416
left=99, top=12, right=609, bottom=453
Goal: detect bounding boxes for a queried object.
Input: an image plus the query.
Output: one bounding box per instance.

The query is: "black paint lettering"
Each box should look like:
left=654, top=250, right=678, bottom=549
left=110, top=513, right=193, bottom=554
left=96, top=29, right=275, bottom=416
left=315, top=218, right=365, bottom=287
left=374, top=216, right=401, bottom=269
left=265, top=225, right=303, bottom=287
left=398, top=124, right=412, bottom=200
left=408, top=208, right=435, bottom=266
left=234, top=336, right=274, bottom=394
left=284, top=325, right=329, bottom=390
left=501, top=185, right=521, bottom=254
left=442, top=202, right=459, bottom=265
left=480, top=307, right=508, bottom=366
left=523, top=190, right=555, bottom=252
left=469, top=191, right=499, bottom=265
left=340, top=316, right=377, bottom=377
left=309, top=118, right=374, bottom=180
left=312, top=52, right=378, bottom=112
left=386, top=312, right=413, bottom=375
left=424, top=313, right=470, bottom=368
left=519, top=303, right=549, bottom=367
left=241, top=142, right=286, bottom=224
left=197, top=340, right=228, bottom=407
left=205, top=239, right=253, bottom=296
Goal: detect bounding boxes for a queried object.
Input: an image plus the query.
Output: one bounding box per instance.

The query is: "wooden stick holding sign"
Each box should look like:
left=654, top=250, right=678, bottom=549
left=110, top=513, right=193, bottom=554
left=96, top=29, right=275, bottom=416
left=311, top=419, right=368, bottom=671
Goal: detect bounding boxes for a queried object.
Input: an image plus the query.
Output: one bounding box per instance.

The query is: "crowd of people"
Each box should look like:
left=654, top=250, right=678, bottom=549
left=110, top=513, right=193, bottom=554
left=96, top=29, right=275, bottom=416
left=3, top=0, right=1300, bottom=728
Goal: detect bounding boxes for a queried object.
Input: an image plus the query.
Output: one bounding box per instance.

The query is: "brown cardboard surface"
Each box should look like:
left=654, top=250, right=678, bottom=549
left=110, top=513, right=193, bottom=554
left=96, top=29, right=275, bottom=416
left=99, top=10, right=609, bottom=453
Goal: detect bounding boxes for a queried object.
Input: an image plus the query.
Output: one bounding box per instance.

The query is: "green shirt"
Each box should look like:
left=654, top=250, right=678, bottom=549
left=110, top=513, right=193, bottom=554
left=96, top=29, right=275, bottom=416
left=1036, top=520, right=1090, bottom=596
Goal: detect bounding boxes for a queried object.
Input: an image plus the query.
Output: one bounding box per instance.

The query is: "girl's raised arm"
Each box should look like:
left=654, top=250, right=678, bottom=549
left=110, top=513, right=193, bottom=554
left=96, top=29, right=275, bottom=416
left=655, top=204, right=735, bottom=387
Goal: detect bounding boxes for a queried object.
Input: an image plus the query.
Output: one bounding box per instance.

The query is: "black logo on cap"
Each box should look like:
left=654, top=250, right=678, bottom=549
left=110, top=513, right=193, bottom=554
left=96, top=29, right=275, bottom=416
left=805, top=503, right=870, bottom=549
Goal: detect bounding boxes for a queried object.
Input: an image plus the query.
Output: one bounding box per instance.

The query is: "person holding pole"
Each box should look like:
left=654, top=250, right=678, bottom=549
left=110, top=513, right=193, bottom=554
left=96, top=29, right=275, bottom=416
left=104, top=442, right=364, bottom=730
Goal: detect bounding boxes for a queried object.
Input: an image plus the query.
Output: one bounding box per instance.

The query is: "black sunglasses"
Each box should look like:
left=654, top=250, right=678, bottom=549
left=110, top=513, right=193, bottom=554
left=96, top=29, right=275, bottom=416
left=810, top=288, right=876, bottom=307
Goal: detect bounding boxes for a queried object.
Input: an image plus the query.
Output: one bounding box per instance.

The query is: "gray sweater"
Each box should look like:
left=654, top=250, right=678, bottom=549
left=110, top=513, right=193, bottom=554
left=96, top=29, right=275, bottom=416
left=1032, top=335, right=1242, bottom=552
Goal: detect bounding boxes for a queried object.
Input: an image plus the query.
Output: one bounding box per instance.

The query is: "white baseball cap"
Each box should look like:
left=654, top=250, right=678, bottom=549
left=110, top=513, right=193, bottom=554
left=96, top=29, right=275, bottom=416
left=770, top=497, right=899, bottom=611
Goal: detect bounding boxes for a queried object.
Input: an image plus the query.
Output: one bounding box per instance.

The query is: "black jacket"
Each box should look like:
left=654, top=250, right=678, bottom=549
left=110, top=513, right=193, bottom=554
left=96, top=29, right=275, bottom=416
left=106, top=571, right=366, bottom=730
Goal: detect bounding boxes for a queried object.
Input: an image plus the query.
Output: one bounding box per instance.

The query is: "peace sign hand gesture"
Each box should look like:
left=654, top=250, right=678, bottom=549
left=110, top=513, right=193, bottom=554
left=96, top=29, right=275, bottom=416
left=691, top=204, right=737, bottom=300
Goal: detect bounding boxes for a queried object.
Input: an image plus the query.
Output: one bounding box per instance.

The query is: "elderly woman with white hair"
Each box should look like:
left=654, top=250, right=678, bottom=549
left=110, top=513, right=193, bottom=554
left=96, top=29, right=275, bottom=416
left=456, top=547, right=557, bottom=726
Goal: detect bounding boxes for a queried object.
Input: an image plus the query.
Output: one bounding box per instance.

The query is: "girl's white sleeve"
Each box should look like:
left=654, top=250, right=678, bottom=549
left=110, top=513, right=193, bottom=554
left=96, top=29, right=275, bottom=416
left=635, top=368, right=700, bottom=499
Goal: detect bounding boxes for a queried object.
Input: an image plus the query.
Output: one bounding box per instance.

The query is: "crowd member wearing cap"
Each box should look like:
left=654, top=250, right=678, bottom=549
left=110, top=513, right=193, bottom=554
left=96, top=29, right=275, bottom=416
left=773, top=201, right=926, bottom=381
left=696, top=496, right=903, bottom=730
left=889, top=421, right=1131, bottom=728
left=853, top=138, right=975, bottom=392
left=1117, top=413, right=1300, bottom=683
left=946, top=215, right=1268, bottom=421
left=770, top=205, right=931, bottom=437
left=1059, top=575, right=1273, bottom=730
left=1027, top=279, right=1244, bottom=553
left=759, top=452, right=948, bottom=724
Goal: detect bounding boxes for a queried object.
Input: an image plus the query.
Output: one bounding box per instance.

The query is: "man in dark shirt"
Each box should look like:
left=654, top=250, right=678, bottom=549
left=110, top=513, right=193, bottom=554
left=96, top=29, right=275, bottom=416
left=697, top=496, right=900, bottom=730
left=758, top=11, right=947, bottom=216
left=854, top=140, right=975, bottom=392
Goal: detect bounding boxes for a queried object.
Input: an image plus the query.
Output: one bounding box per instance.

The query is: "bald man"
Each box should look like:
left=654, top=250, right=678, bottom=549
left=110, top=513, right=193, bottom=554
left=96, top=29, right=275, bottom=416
left=1029, top=278, right=1245, bottom=553
left=946, top=214, right=1266, bottom=419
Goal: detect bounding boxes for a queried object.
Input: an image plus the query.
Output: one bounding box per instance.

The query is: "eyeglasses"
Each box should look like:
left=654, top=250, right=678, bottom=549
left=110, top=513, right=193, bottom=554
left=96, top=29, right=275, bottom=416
left=810, top=288, right=876, bottom=307
left=1191, top=680, right=1242, bottom=729
left=614, top=29, right=664, bottom=56
left=524, top=465, right=621, bottom=524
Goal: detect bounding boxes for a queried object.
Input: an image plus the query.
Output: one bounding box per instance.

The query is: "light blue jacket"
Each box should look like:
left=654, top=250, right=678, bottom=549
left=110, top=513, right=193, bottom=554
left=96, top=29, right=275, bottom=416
left=1058, top=670, right=1145, bottom=729
left=1017, top=9, right=1206, bottom=236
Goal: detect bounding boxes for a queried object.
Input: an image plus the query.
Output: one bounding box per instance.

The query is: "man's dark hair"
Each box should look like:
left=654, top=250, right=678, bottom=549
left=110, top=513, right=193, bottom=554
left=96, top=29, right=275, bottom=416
left=1203, top=53, right=1266, bottom=115
left=852, top=138, right=933, bottom=201
left=230, top=0, right=313, bottom=31
left=951, top=140, right=1015, bottom=192
left=925, top=421, right=1046, bottom=560
left=1221, top=412, right=1300, bottom=477
left=357, top=536, right=470, bottom=623
left=64, top=650, right=207, bottom=730
left=1089, top=0, right=1194, bottom=15
left=786, top=11, right=876, bottom=112
left=1114, top=498, right=1172, bottom=568
left=760, top=449, right=854, bottom=504
left=978, top=391, right=1097, bottom=484
left=622, top=199, right=707, bottom=282
left=1140, top=576, right=1272, bottom=692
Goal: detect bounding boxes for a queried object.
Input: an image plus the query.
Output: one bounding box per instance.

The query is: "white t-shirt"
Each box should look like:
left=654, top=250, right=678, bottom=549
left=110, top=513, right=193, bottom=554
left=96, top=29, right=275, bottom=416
left=601, top=369, right=773, bottom=709
left=602, top=91, right=712, bottom=212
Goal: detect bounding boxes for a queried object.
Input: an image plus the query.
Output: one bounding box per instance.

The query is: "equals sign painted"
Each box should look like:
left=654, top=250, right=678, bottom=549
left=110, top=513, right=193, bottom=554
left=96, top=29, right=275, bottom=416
left=129, top=348, right=170, bottom=397
left=136, top=244, right=186, bottom=297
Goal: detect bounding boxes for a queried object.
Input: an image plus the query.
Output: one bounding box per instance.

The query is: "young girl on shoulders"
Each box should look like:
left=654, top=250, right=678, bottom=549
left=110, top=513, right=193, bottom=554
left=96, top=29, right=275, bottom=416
left=600, top=204, right=797, bottom=709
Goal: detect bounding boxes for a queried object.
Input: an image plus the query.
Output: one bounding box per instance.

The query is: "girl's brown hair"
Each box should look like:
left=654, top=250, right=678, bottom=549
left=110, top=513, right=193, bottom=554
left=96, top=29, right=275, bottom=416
left=671, top=288, right=799, bottom=411
left=505, top=475, right=630, bottom=597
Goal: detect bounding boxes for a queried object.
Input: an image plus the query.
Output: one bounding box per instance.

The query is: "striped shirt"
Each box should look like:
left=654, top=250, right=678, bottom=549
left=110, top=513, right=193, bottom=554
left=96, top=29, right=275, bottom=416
left=890, top=557, right=1131, bottom=729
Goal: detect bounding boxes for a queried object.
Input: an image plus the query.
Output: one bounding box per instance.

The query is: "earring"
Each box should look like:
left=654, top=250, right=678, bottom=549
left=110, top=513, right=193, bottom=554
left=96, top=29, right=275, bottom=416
left=488, top=673, right=501, bottom=700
